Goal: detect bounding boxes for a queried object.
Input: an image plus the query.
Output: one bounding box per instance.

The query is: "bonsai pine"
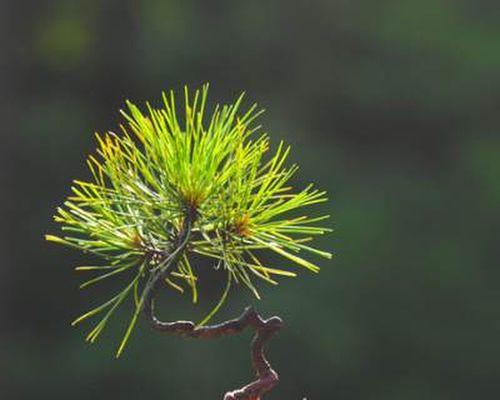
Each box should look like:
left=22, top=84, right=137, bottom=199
left=46, top=85, right=331, bottom=399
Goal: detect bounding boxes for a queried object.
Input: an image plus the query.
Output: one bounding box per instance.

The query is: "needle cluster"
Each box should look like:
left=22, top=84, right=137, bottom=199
left=46, top=84, right=331, bottom=355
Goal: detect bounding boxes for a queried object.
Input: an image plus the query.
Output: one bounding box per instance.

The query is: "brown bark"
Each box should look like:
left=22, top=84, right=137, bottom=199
left=144, top=303, right=282, bottom=399
left=141, top=214, right=283, bottom=399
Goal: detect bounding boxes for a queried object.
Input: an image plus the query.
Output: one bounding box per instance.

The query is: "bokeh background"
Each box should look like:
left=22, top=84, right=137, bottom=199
left=2, top=1, right=500, bottom=399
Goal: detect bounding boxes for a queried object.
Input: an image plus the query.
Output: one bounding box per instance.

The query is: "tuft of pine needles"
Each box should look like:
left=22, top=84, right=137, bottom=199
left=46, top=84, right=332, bottom=356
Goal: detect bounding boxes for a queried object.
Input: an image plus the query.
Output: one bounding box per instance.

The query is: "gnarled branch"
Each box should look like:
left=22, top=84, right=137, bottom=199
left=144, top=301, right=282, bottom=400
left=141, top=214, right=283, bottom=399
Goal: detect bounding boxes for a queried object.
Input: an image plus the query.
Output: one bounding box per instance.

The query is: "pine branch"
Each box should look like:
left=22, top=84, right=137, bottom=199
left=47, top=84, right=331, bottom=369
left=145, top=302, right=282, bottom=400
left=142, top=213, right=282, bottom=399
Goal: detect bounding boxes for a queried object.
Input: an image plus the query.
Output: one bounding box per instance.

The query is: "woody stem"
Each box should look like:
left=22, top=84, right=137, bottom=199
left=141, top=214, right=282, bottom=400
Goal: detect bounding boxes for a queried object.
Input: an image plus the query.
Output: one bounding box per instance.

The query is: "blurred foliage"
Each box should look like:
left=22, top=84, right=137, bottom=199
left=1, top=0, right=500, bottom=399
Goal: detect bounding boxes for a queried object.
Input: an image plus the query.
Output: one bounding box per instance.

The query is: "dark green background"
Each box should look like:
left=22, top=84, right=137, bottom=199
left=2, top=1, right=500, bottom=399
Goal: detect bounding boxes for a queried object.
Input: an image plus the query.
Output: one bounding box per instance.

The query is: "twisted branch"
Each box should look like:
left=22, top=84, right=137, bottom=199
left=141, top=214, right=283, bottom=399
left=144, top=303, right=282, bottom=400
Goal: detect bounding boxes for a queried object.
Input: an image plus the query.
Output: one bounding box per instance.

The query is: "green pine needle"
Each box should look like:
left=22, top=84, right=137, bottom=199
left=47, top=84, right=332, bottom=356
